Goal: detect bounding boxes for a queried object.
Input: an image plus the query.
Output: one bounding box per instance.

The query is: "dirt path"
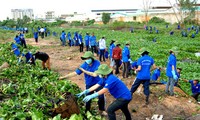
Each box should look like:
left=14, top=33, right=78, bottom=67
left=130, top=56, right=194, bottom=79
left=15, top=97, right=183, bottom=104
left=25, top=37, right=200, bottom=120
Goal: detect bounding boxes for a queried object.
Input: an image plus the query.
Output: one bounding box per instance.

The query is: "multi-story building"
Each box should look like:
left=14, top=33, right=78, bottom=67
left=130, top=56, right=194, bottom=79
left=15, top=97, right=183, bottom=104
left=45, top=11, right=55, bottom=19
left=11, top=9, right=34, bottom=20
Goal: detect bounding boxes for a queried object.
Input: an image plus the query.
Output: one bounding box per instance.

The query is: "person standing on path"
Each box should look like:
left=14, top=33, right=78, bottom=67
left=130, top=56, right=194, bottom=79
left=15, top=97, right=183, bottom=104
left=165, top=47, right=178, bottom=96
left=60, top=31, right=66, bottom=46
left=99, top=37, right=106, bottom=62
left=34, top=31, right=39, bottom=44
left=84, top=32, right=90, bottom=51
left=78, top=33, right=84, bottom=52
left=130, top=48, right=156, bottom=105
left=109, top=40, right=115, bottom=67
left=89, top=33, right=97, bottom=54
left=59, top=51, right=106, bottom=114
left=122, top=42, right=131, bottom=78
left=77, top=64, right=132, bottom=120
left=112, top=43, right=122, bottom=75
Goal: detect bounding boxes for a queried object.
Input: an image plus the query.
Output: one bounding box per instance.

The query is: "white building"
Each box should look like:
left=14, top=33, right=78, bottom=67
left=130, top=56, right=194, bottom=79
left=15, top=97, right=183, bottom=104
left=45, top=11, right=55, bottom=19
left=11, top=9, right=34, bottom=20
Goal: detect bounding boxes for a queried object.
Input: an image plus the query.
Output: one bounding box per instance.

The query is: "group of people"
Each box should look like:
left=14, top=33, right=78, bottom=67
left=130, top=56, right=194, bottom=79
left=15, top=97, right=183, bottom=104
left=11, top=32, right=51, bottom=70
left=58, top=40, right=199, bottom=119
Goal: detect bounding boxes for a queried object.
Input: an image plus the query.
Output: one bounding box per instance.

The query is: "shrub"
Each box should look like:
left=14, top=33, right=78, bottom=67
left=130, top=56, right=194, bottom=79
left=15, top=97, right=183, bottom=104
left=149, top=17, right=167, bottom=24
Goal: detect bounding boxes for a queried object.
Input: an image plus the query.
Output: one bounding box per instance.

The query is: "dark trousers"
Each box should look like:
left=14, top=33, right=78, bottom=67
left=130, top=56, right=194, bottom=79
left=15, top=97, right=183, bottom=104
left=86, top=45, right=89, bottom=51
left=45, top=32, right=47, bottom=37
left=86, top=85, right=105, bottom=112
left=130, top=78, right=150, bottom=98
left=123, top=62, right=129, bottom=78
left=91, top=46, right=96, bottom=53
left=99, top=49, right=105, bottom=62
left=79, top=43, right=84, bottom=52
left=107, top=98, right=131, bottom=120
left=41, top=32, right=44, bottom=39
left=21, top=40, right=27, bottom=48
left=114, top=59, right=121, bottom=74
left=192, top=93, right=200, bottom=101
left=35, top=37, right=38, bottom=43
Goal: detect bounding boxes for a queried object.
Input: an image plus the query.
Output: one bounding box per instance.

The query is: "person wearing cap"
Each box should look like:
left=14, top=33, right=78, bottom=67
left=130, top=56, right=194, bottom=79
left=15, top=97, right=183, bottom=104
left=77, top=64, right=132, bottom=120
left=165, top=47, right=178, bottom=96
left=99, top=37, right=106, bottom=62
left=84, top=32, right=90, bottom=51
left=109, top=40, right=116, bottom=67
left=112, top=42, right=122, bottom=75
left=181, top=79, right=200, bottom=101
left=59, top=51, right=106, bottom=114
left=33, top=51, right=50, bottom=70
left=150, top=67, right=162, bottom=84
left=130, top=48, right=156, bottom=105
left=89, top=33, right=97, bottom=53
left=122, top=42, right=131, bottom=78
left=78, top=33, right=84, bottom=52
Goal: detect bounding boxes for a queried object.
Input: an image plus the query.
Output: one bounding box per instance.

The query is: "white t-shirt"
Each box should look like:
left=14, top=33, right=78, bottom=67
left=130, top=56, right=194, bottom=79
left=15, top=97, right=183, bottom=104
left=99, top=39, right=106, bottom=50
left=40, top=28, right=45, bottom=32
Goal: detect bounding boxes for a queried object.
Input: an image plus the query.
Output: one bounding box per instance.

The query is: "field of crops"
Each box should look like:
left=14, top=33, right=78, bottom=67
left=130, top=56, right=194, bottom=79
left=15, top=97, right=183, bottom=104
left=0, top=24, right=200, bottom=119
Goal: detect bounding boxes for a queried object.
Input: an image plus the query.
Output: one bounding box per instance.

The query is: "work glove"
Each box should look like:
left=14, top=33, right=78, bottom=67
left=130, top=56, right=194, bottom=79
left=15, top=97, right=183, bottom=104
left=83, top=92, right=98, bottom=102
left=128, top=59, right=133, bottom=63
left=76, top=89, right=89, bottom=98
left=172, top=70, right=178, bottom=81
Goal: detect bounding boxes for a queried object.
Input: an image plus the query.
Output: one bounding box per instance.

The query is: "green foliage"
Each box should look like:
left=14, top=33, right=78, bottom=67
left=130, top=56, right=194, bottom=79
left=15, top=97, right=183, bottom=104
left=70, top=21, right=83, bottom=26
left=149, top=17, right=167, bottom=24
left=102, top=13, right=111, bottom=24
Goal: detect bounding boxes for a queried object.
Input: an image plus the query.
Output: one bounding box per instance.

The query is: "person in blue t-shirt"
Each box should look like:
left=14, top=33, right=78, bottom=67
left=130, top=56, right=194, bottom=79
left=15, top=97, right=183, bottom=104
left=109, top=40, right=115, bottom=67
left=130, top=48, right=156, bottom=105
left=19, top=32, right=27, bottom=48
left=78, top=33, right=84, bottom=52
left=77, top=64, right=132, bottom=120
left=151, top=67, right=161, bottom=81
left=122, top=42, right=131, bottom=78
left=60, top=31, right=66, bottom=46
left=21, top=49, right=35, bottom=65
left=59, top=51, right=106, bottom=114
left=14, top=35, right=21, bottom=45
left=74, top=31, right=79, bottom=46
left=89, top=33, right=97, bottom=53
left=131, top=60, right=138, bottom=75
left=34, top=31, right=39, bottom=43
left=174, top=68, right=182, bottom=86
left=67, top=32, right=72, bottom=46
left=165, top=47, right=178, bottom=96
left=11, top=43, right=21, bottom=57
left=181, top=79, right=200, bottom=101
left=84, top=32, right=90, bottom=51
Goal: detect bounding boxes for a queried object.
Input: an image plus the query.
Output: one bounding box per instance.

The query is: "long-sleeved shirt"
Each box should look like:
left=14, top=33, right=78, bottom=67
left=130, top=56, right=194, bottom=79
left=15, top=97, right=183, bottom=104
left=99, top=38, right=106, bottom=50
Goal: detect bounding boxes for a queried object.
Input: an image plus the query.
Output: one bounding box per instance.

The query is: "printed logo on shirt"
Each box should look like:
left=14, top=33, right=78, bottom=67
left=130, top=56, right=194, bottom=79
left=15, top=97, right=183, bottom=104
left=141, top=60, right=151, bottom=65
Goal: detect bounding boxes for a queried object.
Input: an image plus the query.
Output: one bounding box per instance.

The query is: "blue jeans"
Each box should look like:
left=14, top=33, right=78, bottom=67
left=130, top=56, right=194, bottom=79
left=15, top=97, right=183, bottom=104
left=107, top=98, right=131, bottom=120
left=165, top=77, right=175, bottom=95
left=130, top=78, right=150, bottom=97
left=86, top=85, right=105, bottom=111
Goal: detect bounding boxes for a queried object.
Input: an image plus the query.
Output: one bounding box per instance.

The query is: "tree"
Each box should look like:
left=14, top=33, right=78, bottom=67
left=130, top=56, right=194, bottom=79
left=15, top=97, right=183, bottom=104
left=142, top=0, right=152, bottom=24
left=102, top=13, right=111, bottom=24
left=167, top=0, right=197, bottom=25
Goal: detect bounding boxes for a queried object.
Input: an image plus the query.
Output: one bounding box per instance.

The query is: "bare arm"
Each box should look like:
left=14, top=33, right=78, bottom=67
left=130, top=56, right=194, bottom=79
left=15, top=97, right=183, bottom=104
left=79, top=68, right=98, bottom=77
left=88, top=84, right=101, bottom=92
left=172, top=65, right=175, bottom=71
left=59, top=72, right=77, bottom=80
left=135, top=65, right=141, bottom=72
left=97, top=88, right=109, bottom=95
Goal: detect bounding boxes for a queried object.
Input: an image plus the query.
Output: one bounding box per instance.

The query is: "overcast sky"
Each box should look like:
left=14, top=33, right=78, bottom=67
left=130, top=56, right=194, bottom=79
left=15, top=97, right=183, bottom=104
left=0, top=0, right=192, bottom=20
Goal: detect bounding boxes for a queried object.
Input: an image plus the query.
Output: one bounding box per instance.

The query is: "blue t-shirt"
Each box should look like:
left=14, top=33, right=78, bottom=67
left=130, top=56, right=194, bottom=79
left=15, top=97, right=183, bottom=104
left=189, top=80, right=200, bottom=94
left=109, top=43, right=115, bottom=59
left=89, top=36, right=96, bottom=46
left=78, top=34, right=83, bottom=44
left=122, top=46, right=130, bottom=62
left=166, top=54, right=177, bottom=77
left=61, top=32, right=66, bottom=40
left=98, top=74, right=132, bottom=100
left=67, top=32, right=71, bottom=40
left=24, top=52, right=33, bottom=62
left=14, top=36, right=21, bottom=44
left=84, top=35, right=90, bottom=46
left=136, top=55, right=154, bottom=80
left=11, top=44, right=20, bottom=56
left=151, top=68, right=161, bottom=81
left=34, top=32, right=38, bottom=38
left=75, top=60, right=101, bottom=87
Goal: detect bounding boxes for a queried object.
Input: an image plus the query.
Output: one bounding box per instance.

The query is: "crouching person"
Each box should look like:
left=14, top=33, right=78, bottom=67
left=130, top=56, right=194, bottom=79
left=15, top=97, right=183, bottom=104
left=33, top=51, right=50, bottom=70
left=77, top=64, right=132, bottom=120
